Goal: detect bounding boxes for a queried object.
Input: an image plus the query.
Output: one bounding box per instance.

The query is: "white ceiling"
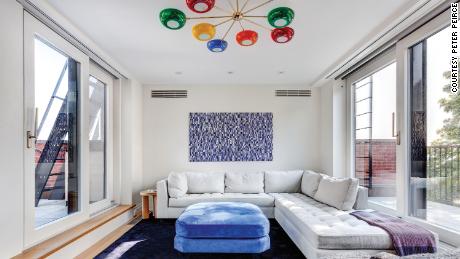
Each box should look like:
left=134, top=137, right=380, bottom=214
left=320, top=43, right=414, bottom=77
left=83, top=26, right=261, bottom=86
left=45, top=0, right=415, bottom=86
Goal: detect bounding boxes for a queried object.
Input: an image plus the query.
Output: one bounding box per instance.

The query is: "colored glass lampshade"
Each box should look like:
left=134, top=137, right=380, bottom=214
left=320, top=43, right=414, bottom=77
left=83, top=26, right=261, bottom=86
left=186, top=0, right=215, bottom=13
left=192, top=23, right=216, bottom=41
left=271, top=27, right=294, bottom=43
left=207, top=39, right=228, bottom=52
left=160, top=9, right=186, bottom=30
left=268, top=7, right=294, bottom=28
left=236, top=30, right=258, bottom=46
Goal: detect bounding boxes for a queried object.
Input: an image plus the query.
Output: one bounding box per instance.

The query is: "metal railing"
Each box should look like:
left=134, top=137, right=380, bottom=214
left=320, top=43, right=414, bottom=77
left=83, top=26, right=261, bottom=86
left=427, top=145, right=460, bottom=207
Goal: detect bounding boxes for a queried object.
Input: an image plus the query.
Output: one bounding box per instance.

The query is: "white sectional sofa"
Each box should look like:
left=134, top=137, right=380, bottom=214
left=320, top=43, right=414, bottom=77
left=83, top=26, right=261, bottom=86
left=156, top=170, right=398, bottom=258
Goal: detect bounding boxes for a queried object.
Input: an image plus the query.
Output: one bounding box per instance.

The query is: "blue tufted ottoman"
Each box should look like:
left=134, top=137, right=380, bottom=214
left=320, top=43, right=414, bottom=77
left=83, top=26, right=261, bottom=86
left=174, top=202, right=270, bottom=253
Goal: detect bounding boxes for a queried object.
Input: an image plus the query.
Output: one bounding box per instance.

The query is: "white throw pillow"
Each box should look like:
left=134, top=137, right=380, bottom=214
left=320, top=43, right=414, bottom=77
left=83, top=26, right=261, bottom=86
left=301, top=170, right=323, bottom=197
left=186, top=172, right=225, bottom=193
left=167, top=172, right=188, bottom=198
left=342, top=178, right=359, bottom=210
left=264, top=170, right=303, bottom=193
left=225, top=172, right=264, bottom=193
left=314, top=176, right=359, bottom=210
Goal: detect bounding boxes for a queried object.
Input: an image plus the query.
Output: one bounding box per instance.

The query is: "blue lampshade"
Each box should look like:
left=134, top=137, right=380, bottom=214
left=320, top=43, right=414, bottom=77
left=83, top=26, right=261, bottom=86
left=207, top=39, right=228, bottom=52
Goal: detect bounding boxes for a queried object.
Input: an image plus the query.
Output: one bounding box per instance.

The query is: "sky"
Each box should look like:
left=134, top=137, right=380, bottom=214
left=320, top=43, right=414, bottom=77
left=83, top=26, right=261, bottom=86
left=426, top=26, right=452, bottom=145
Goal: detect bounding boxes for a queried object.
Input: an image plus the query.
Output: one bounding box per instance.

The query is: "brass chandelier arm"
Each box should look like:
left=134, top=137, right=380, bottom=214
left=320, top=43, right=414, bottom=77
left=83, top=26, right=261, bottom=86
left=240, top=0, right=250, bottom=12
left=244, top=15, right=268, bottom=18
left=243, top=0, right=275, bottom=14
left=238, top=20, right=245, bottom=30
left=222, top=20, right=236, bottom=40
left=226, top=0, right=236, bottom=12
left=186, top=15, right=233, bottom=20
left=242, top=18, right=272, bottom=31
left=214, top=5, right=233, bottom=15
left=215, top=18, right=234, bottom=27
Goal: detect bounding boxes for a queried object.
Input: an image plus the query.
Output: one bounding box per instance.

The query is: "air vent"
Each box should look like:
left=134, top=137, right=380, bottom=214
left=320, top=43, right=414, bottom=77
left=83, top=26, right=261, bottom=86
left=275, top=90, right=312, bottom=97
left=151, top=90, right=188, bottom=98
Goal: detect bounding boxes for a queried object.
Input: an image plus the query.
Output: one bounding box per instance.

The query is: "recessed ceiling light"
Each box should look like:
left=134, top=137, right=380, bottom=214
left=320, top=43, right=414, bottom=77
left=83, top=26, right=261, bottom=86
left=278, top=71, right=285, bottom=75
left=227, top=71, right=234, bottom=75
left=175, top=71, right=183, bottom=75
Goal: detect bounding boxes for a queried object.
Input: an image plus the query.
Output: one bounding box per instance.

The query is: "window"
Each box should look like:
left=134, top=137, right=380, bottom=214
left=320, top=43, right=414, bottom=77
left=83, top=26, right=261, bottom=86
left=88, top=65, right=114, bottom=214
left=24, top=13, right=116, bottom=246
left=408, top=26, right=460, bottom=232
left=89, top=76, right=106, bottom=204
left=33, top=38, right=80, bottom=228
left=350, top=59, right=397, bottom=210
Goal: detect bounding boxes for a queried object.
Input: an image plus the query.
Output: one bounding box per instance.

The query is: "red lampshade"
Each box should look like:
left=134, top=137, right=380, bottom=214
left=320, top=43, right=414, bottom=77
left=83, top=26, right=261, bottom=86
left=186, top=0, right=215, bottom=13
left=271, top=27, right=294, bottom=43
left=236, top=30, right=258, bottom=46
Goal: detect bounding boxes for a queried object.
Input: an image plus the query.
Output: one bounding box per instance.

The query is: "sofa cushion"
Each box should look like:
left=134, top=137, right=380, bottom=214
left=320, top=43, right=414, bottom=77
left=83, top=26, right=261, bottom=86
left=314, top=177, right=358, bottom=210
left=168, top=172, right=188, bottom=198
left=301, top=170, right=323, bottom=197
left=186, top=172, right=225, bottom=194
left=264, top=170, right=303, bottom=193
left=169, top=193, right=275, bottom=207
left=273, top=193, right=393, bottom=250
left=225, top=172, right=264, bottom=193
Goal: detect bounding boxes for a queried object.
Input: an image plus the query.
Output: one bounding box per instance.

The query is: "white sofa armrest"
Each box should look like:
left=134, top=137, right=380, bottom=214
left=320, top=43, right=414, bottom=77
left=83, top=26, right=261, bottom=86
left=353, top=186, right=368, bottom=210
left=156, top=179, right=169, bottom=218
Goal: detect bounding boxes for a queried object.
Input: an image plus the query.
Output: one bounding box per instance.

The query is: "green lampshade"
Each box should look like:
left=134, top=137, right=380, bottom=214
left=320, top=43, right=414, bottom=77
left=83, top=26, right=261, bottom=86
left=267, top=7, right=294, bottom=28
left=160, top=8, right=186, bottom=30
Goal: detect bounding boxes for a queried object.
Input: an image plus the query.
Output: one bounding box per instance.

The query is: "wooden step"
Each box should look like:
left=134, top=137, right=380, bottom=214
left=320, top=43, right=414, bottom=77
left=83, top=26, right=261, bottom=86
left=14, top=204, right=135, bottom=259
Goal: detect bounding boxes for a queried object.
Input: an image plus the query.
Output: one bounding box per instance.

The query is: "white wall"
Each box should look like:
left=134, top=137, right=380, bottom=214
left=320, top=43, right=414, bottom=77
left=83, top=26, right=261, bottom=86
left=0, top=1, right=24, bottom=258
left=320, top=79, right=347, bottom=177
left=120, top=79, right=144, bottom=205
left=142, top=85, right=322, bottom=185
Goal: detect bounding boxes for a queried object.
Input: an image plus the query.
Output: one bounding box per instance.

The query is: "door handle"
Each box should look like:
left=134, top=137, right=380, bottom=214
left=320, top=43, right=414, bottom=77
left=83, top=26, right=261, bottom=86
left=392, top=112, right=400, bottom=145
left=27, top=108, right=38, bottom=149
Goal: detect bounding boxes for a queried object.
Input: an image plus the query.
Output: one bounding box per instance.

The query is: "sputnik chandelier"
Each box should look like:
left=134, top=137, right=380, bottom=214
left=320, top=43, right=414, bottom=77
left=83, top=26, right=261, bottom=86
left=159, top=0, right=295, bottom=53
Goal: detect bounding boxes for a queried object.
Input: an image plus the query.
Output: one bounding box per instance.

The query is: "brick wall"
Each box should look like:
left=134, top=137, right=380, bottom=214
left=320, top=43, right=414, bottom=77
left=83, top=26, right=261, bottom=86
left=356, top=139, right=396, bottom=197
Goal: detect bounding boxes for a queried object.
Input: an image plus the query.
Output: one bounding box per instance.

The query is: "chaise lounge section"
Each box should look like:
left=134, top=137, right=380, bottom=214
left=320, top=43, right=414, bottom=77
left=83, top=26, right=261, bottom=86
left=156, top=170, right=438, bottom=258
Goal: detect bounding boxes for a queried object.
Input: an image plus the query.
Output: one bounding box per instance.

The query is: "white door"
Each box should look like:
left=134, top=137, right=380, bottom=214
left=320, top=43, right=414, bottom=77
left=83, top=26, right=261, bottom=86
left=23, top=12, right=90, bottom=246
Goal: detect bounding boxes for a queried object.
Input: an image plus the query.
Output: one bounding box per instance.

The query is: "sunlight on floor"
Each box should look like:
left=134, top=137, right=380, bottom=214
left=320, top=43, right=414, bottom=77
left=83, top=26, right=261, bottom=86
left=370, top=197, right=460, bottom=232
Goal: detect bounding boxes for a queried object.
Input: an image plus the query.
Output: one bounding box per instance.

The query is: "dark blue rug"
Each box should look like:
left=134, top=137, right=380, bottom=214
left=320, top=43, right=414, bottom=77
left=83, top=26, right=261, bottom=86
left=96, top=217, right=305, bottom=259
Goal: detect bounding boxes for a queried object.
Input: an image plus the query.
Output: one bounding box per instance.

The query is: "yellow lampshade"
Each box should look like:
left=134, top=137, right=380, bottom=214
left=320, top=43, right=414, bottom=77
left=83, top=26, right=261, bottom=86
left=192, top=23, right=216, bottom=41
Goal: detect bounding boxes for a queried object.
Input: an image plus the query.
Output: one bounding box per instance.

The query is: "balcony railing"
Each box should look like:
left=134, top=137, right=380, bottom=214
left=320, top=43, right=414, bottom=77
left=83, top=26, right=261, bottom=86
left=427, top=145, right=460, bottom=208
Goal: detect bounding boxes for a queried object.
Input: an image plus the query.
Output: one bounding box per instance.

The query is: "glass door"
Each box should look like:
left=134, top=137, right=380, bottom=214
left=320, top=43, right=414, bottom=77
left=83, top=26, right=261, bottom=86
left=348, top=49, right=399, bottom=212
left=396, top=10, right=459, bottom=245
left=24, top=13, right=89, bottom=245
left=407, top=26, right=460, bottom=232
left=89, top=64, right=114, bottom=214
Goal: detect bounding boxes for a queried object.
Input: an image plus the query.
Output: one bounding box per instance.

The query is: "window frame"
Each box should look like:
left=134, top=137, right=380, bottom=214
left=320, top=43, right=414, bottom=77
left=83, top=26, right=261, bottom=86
left=395, top=9, right=460, bottom=246
left=347, top=9, right=460, bottom=246
left=23, top=12, right=90, bottom=246
left=88, top=64, right=115, bottom=215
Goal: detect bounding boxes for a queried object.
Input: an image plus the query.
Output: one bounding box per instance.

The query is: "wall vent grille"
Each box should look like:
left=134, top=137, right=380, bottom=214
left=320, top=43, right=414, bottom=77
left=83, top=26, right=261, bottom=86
left=151, top=90, right=188, bottom=98
left=275, top=90, right=312, bottom=97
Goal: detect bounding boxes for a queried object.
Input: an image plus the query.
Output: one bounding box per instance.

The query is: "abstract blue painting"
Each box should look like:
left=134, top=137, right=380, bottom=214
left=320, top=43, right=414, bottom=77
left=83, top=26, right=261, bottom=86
left=189, top=113, right=273, bottom=162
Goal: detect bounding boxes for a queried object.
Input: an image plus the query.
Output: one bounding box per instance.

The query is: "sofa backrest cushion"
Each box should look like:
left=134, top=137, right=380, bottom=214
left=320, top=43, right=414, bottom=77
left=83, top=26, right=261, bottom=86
left=225, top=172, right=264, bottom=193
left=186, top=172, right=225, bottom=193
left=168, top=172, right=188, bottom=198
left=301, top=170, right=323, bottom=197
left=314, top=176, right=359, bottom=210
left=264, top=170, right=303, bottom=193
